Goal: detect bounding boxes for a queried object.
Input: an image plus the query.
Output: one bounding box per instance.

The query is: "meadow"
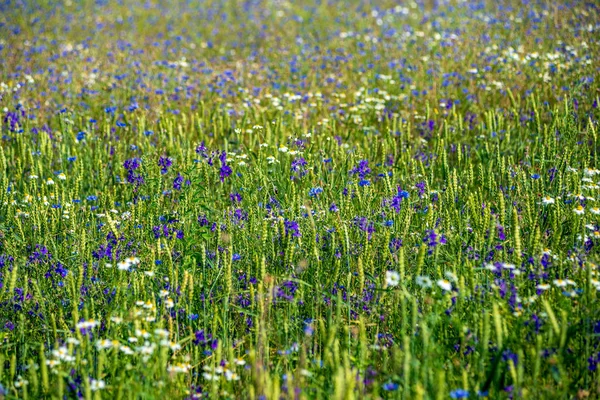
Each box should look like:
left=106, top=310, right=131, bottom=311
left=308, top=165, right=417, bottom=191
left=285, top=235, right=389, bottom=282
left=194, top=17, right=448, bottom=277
left=0, top=0, right=599, bottom=398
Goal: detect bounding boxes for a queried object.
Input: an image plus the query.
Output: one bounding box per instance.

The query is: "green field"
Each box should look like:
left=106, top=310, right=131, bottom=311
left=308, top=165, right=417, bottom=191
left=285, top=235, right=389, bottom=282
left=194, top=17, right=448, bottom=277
left=0, top=0, right=600, bottom=398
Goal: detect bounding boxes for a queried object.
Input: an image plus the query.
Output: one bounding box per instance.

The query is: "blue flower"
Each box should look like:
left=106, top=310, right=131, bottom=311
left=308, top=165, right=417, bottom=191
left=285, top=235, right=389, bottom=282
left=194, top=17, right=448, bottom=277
left=450, top=389, right=469, bottom=399
left=309, top=187, right=323, bottom=197
left=359, top=179, right=371, bottom=187
left=382, top=382, right=399, bottom=391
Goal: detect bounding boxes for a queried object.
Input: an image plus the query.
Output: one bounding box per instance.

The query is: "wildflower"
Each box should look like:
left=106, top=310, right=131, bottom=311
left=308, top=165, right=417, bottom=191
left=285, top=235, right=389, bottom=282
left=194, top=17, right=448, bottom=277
left=309, top=187, right=323, bottom=197
left=126, top=257, right=141, bottom=265
left=541, top=196, right=555, bottom=205
left=154, top=329, right=169, bottom=339
left=203, top=373, right=219, bottom=381
left=553, top=279, right=568, bottom=288
left=158, top=155, right=173, bottom=175
left=76, top=319, right=99, bottom=331
left=284, top=220, right=301, bottom=237
left=165, top=298, right=174, bottom=308
left=225, top=370, right=240, bottom=381
left=437, top=279, right=452, bottom=291
left=219, top=152, right=232, bottom=182
left=385, top=271, right=400, bottom=287
left=96, top=339, right=114, bottom=350
left=14, top=376, right=28, bottom=388
left=382, top=382, right=399, bottom=391
left=120, top=345, right=134, bottom=355
left=450, top=389, right=469, bottom=399
left=170, top=173, right=183, bottom=190
left=574, top=205, right=585, bottom=215
left=591, top=207, right=600, bottom=215
left=46, top=178, right=55, bottom=185
left=536, top=284, right=551, bottom=291
left=424, top=230, right=447, bottom=247
left=117, top=261, right=131, bottom=271
left=350, top=159, right=371, bottom=179
left=90, top=379, right=106, bottom=391
left=168, top=363, right=191, bottom=373
left=416, top=276, right=433, bottom=288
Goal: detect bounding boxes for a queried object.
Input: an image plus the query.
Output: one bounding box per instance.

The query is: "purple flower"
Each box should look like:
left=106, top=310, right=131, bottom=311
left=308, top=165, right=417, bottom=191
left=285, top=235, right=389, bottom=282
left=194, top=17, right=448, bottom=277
left=424, top=230, right=446, bottom=248
left=350, top=159, right=371, bottom=179
left=173, top=173, right=184, bottom=190
left=123, top=158, right=141, bottom=171
left=390, top=187, right=409, bottom=212
left=284, top=220, right=301, bottom=237
left=158, top=155, right=173, bottom=174
left=219, top=151, right=232, bottom=182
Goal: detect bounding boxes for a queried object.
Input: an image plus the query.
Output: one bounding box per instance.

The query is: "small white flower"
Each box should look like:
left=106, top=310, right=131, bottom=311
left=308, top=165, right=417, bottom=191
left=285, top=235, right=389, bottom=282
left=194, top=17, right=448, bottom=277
left=117, top=261, right=130, bottom=271
left=541, top=196, right=555, bottom=205
left=126, top=256, right=140, bottom=265
left=536, top=283, right=551, bottom=291
left=437, top=279, right=452, bottom=291
left=90, top=379, right=106, bottom=391
left=574, top=205, right=585, bottom=215
left=14, top=376, right=28, bottom=388
left=203, top=372, right=219, bottom=381
left=591, top=207, right=600, bottom=215
left=225, top=370, right=240, bottom=381
left=585, top=168, right=600, bottom=176
left=415, top=275, right=432, bottom=288
left=278, top=146, right=288, bottom=153
left=154, top=329, right=169, bottom=339
left=46, top=178, right=55, bottom=185
left=553, top=279, right=568, bottom=288
left=168, top=363, right=191, bottom=373
left=385, top=270, right=400, bottom=287
left=57, top=172, right=67, bottom=180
